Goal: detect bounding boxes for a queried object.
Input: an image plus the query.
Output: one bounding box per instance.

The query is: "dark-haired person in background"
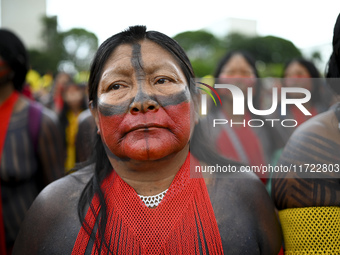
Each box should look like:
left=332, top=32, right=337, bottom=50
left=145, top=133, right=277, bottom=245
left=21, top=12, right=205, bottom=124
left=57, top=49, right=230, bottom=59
left=271, top=14, right=340, bottom=254
left=204, top=50, right=282, bottom=184
left=273, top=58, right=331, bottom=145
left=75, top=108, right=96, bottom=163
left=13, top=26, right=282, bottom=255
left=58, top=80, right=88, bottom=171
left=0, top=29, right=64, bottom=254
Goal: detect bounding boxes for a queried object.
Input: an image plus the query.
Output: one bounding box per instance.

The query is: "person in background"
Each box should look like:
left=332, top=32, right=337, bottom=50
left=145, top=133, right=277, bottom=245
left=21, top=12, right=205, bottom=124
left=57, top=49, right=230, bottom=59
left=49, top=71, right=72, bottom=114
left=75, top=108, right=96, bottom=163
left=274, top=58, right=331, bottom=144
left=59, top=81, right=88, bottom=171
left=0, top=29, right=64, bottom=254
left=205, top=50, right=282, bottom=184
left=271, top=14, right=340, bottom=254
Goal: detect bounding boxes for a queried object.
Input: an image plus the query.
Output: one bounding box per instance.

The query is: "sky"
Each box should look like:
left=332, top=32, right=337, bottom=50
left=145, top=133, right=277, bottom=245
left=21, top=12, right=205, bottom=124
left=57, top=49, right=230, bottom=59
left=46, top=0, right=340, bottom=48
left=47, top=0, right=340, bottom=70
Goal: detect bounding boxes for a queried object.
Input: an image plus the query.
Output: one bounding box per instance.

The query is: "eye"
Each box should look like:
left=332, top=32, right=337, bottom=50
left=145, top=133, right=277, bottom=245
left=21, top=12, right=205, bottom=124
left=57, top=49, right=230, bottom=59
left=109, top=84, right=122, bottom=90
left=155, top=78, right=170, bottom=85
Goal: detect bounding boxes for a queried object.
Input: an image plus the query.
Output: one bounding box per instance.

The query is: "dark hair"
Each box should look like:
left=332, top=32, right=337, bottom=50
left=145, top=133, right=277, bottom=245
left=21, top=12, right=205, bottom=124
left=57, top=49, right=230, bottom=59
left=283, top=58, right=322, bottom=104
left=78, top=25, right=242, bottom=253
left=284, top=58, right=320, bottom=78
left=214, top=50, right=262, bottom=110
left=59, top=80, right=88, bottom=148
left=326, top=13, right=340, bottom=95
left=0, top=29, right=28, bottom=91
left=88, top=26, right=195, bottom=108
left=214, top=50, right=260, bottom=78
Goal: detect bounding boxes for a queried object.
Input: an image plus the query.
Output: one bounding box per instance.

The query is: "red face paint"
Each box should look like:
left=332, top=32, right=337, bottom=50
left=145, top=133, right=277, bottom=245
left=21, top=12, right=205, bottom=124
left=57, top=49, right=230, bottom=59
left=98, top=97, right=191, bottom=161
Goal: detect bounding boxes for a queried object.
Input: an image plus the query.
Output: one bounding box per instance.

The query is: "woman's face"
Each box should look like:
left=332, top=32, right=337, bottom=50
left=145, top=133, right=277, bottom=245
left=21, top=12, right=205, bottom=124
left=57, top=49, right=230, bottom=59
left=218, top=54, right=256, bottom=96
left=63, top=84, right=84, bottom=108
left=92, top=40, right=194, bottom=161
left=284, top=61, right=313, bottom=95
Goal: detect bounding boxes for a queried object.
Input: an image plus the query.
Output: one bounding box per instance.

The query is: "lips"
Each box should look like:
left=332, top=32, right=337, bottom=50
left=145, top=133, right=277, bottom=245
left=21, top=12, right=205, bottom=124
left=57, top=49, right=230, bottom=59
left=126, top=123, right=168, bottom=134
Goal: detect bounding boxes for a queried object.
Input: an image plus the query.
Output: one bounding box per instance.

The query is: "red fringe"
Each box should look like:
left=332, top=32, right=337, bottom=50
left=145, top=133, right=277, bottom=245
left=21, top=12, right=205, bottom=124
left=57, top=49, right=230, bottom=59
left=72, top=154, right=223, bottom=254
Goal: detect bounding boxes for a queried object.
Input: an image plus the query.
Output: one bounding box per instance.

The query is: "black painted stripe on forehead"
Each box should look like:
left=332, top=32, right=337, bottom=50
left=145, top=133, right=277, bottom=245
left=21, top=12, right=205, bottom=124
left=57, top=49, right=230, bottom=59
left=98, top=91, right=190, bottom=116
left=131, top=43, right=144, bottom=77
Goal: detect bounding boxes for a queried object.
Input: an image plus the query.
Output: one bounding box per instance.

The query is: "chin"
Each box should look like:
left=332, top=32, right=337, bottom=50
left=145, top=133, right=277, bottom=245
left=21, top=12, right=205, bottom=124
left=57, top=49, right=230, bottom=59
left=128, top=150, right=171, bottom=161
left=125, top=144, right=184, bottom=161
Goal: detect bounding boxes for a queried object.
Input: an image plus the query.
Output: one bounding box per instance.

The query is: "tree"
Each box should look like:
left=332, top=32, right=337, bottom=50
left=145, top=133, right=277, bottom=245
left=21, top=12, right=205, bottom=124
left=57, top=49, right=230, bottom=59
left=60, top=28, right=98, bottom=73
left=222, top=33, right=303, bottom=77
left=173, top=30, right=225, bottom=77
left=28, top=16, right=98, bottom=76
left=28, top=16, right=65, bottom=75
left=224, top=33, right=302, bottom=64
left=173, top=30, right=303, bottom=77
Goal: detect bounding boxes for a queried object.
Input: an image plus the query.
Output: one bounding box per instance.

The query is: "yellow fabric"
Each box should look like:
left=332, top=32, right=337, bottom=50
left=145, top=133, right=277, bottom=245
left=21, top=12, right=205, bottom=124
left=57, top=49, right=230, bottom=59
left=64, top=111, right=80, bottom=171
left=279, top=206, right=340, bottom=255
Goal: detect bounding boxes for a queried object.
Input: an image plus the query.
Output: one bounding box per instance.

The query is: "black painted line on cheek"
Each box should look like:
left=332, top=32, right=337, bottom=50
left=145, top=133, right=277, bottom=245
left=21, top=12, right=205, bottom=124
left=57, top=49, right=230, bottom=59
left=98, top=91, right=190, bottom=117
left=156, top=92, right=190, bottom=107
left=98, top=101, right=130, bottom=116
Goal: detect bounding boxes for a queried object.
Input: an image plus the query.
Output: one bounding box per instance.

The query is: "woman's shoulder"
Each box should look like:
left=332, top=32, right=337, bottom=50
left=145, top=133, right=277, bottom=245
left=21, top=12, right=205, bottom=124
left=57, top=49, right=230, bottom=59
left=42, top=163, right=94, bottom=196
left=293, top=104, right=340, bottom=140
left=272, top=105, right=340, bottom=209
left=208, top=171, right=270, bottom=205
left=12, top=164, right=95, bottom=255
left=282, top=105, right=340, bottom=164
left=205, top=172, right=282, bottom=254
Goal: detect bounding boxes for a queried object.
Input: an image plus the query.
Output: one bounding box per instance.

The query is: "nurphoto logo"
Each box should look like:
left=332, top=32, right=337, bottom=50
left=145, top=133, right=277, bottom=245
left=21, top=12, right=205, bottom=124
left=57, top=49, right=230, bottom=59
left=198, top=79, right=312, bottom=128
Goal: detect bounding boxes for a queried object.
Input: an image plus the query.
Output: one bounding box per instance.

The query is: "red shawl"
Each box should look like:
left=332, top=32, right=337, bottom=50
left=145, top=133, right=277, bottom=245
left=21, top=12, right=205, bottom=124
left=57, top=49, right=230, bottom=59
left=0, top=91, right=19, bottom=254
left=72, top=153, right=223, bottom=254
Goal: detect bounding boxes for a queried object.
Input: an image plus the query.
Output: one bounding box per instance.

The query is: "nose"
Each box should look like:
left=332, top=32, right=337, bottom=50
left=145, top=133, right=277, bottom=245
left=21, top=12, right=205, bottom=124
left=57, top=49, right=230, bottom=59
left=129, top=91, right=159, bottom=114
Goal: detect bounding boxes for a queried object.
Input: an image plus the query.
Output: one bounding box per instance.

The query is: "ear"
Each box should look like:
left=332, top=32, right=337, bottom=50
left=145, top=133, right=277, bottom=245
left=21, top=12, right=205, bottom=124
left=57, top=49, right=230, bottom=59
left=89, top=101, right=101, bottom=133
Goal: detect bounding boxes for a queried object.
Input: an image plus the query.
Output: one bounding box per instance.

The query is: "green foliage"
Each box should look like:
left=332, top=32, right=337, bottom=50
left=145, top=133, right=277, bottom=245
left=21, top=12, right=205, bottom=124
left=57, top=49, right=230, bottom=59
left=258, top=63, right=284, bottom=78
left=222, top=33, right=303, bottom=76
left=173, top=30, right=226, bottom=77
left=28, top=16, right=98, bottom=76
left=60, top=28, right=98, bottom=72
left=28, top=49, right=60, bottom=75
left=173, top=30, right=303, bottom=78
left=311, top=51, right=322, bottom=61
left=28, top=16, right=64, bottom=75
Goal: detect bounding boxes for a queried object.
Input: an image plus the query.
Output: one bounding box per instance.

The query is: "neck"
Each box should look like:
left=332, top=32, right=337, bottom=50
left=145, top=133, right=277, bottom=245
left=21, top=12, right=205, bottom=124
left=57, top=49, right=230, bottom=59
left=69, top=105, right=83, bottom=115
left=222, top=99, right=246, bottom=122
left=108, top=146, right=189, bottom=196
left=0, top=83, right=15, bottom=104
left=304, top=101, right=313, bottom=110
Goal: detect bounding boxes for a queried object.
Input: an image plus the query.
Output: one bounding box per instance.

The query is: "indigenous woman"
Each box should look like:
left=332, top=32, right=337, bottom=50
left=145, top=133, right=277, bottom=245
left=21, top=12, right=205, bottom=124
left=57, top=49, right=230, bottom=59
left=13, top=26, right=282, bottom=255
left=206, top=51, right=282, bottom=184
left=0, top=29, right=64, bottom=254
left=274, top=58, right=331, bottom=144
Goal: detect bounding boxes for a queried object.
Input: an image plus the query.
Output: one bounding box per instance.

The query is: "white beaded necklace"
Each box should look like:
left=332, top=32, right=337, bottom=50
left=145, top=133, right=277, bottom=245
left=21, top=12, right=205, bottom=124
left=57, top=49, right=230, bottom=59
left=138, top=189, right=168, bottom=208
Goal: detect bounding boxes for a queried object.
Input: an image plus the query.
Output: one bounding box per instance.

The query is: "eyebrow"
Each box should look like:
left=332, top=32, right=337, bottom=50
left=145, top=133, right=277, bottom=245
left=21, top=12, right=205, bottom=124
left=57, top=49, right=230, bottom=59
left=101, top=63, right=134, bottom=79
left=143, top=60, right=183, bottom=76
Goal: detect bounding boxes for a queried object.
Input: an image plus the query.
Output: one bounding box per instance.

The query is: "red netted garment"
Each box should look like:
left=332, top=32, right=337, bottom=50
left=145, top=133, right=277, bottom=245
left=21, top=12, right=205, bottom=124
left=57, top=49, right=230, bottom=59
left=71, top=154, right=223, bottom=254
